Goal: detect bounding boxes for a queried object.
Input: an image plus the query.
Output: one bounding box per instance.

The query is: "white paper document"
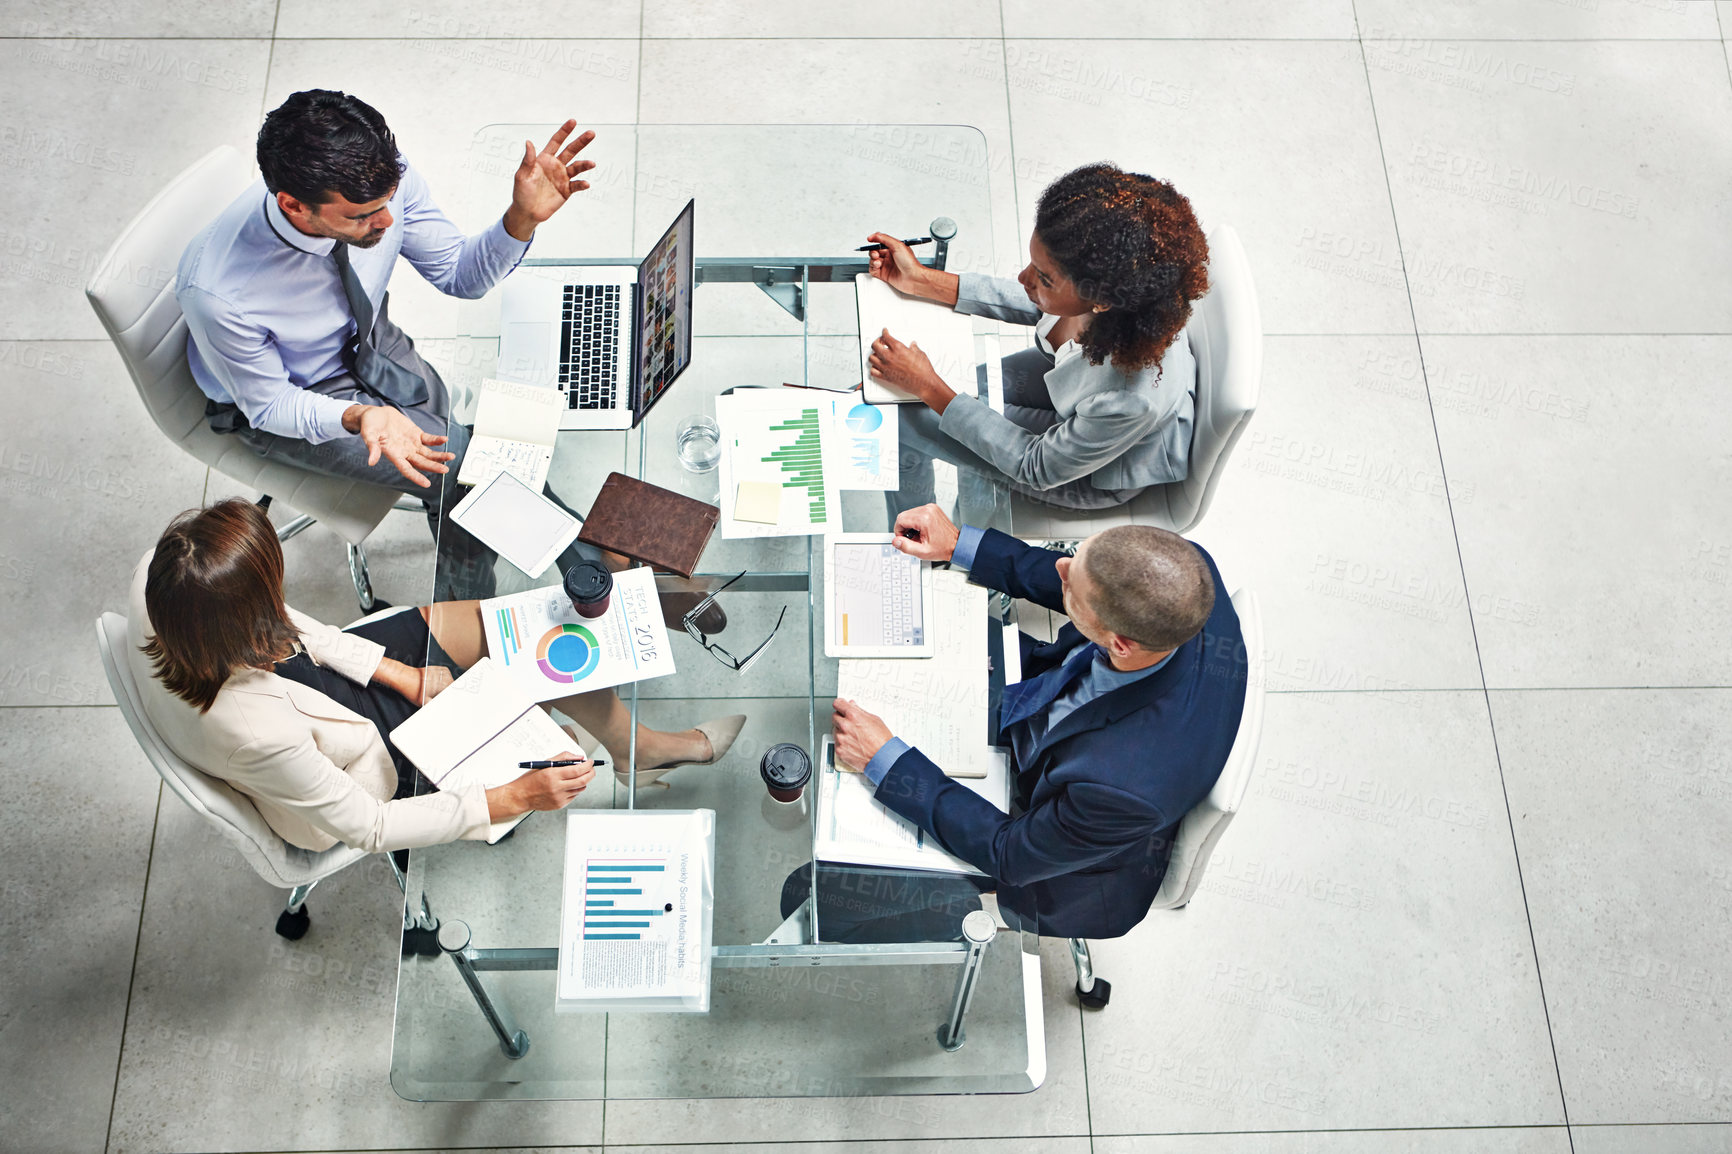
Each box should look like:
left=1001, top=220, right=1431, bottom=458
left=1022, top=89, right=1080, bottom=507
left=457, top=376, right=562, bottom=490
left=449, top=469, right=583, bottom=578
left=557, top=809, right=715, bottom=1012
left=480, top=567, right=676, bottom=702
left=715, top=389, right=841, bottom=538
left=835, top=569, right=992, bottom=777
left=819, top=392, right=899, bottom=491
left=815, top=736, right=1008, bottom=875
left=855, top=273, right=978, bottom=405
left=388, top=657, right=579, bottom=843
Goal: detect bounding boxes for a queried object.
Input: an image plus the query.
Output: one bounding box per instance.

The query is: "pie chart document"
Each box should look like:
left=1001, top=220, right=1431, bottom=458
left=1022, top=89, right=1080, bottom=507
left=480, top=566, right=676, bottom=702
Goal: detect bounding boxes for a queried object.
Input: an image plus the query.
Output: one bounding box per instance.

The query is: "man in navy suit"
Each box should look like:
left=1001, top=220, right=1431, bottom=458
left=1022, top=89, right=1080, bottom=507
left=784, top=503, right=1247, bottom=942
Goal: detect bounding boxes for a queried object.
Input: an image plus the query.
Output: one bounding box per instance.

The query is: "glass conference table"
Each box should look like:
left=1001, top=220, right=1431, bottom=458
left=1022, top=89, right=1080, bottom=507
left=389, top=124, right=1044, bottom=1100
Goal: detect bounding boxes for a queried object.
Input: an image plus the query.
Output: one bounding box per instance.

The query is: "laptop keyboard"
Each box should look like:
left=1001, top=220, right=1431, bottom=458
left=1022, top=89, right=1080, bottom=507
left=558, top=284, right=621, bottom=410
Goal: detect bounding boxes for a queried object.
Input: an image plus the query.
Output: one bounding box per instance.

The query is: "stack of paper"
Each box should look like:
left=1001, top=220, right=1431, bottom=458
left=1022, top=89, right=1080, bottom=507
left=556, top=809, right=716, bottom=1013
left=388, top=657, right=579, bottom=843
left=815, top=736, right=1008, bottom=875
left=835, top=568, right=993, bottom=778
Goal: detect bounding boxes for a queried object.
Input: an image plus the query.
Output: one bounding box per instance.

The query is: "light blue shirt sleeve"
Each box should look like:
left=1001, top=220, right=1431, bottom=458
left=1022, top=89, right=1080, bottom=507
left=395, top=164, right=531, bottom=299
left=863, top=736, right=913, bottom=786
left=951, top=524, right=987, bottom=571
left=179, top=285, right=354, bottom=444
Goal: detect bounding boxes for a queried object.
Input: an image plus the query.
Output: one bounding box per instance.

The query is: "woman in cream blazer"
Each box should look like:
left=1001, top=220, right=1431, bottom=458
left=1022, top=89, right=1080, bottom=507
left=866, top=162, right=1211, bottom=512
left=127, top=500, right=744, bottom=854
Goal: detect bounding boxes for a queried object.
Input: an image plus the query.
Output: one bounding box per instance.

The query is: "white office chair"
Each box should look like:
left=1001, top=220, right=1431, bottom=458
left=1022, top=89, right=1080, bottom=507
left=84, top=145, right=407, bottom=611
left=1010, top=223, right=1263, bottom=540
left=95, top=608, right=432, bottom=943
left=1069, top=585, right=1265, bottom=1008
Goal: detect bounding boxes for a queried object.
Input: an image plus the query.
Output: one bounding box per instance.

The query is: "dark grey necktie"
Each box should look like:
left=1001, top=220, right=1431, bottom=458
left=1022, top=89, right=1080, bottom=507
left=331, top=242, right=428, bottom=407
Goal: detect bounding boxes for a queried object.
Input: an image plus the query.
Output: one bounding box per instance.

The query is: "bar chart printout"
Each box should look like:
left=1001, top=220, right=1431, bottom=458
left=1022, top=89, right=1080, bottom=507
left=715, top=390, right=839, bottom=538
left=557, top=810, right=716, bottom=1011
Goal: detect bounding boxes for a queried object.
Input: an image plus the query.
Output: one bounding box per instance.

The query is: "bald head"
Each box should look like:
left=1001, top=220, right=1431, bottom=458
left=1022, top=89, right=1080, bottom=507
left=1074, top=526, right=1214, bottom=651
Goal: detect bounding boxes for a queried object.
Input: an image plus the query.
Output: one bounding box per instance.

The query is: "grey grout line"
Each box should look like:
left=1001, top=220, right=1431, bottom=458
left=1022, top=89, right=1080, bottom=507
left=101, top=780, right=164, bottom=1154
left=1349, top=4, right=1577, bottom=1150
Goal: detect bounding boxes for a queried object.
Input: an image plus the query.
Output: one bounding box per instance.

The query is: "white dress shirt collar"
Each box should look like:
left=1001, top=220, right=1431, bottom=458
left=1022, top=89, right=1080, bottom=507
left=262, top=191, right=336, bottom=257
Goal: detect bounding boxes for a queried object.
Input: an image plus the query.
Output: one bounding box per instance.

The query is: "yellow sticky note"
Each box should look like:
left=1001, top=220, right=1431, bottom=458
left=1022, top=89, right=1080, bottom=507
left=735, top=481, right=784, bottom=525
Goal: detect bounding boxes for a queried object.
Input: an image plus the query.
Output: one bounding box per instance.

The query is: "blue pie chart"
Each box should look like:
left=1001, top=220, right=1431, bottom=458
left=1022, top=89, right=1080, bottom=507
left=845, top=404, right=882, bottom=433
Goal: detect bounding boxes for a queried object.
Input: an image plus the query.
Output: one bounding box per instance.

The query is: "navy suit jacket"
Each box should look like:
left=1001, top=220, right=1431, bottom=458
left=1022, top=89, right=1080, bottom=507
left=872, top=528, right=1248, bottom=939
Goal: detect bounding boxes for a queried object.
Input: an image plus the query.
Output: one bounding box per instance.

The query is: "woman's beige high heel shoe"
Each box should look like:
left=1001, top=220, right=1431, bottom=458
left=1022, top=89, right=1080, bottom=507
left=614, top=715, right=747, bottom=788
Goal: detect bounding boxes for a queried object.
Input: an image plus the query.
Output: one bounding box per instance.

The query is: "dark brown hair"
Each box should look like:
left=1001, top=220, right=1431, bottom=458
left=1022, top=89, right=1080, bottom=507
left=142, top=500, right=299, bottom=712
left=1034, top=162, right=1210, bottom=375
left=1081, top=525, right=1215, bottom=651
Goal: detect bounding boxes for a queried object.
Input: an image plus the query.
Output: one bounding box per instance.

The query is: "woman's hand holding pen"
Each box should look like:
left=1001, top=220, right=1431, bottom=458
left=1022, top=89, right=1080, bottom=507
left=487, top=753, right=593, bottom=820
left=864, top=232, right=960, bottom=306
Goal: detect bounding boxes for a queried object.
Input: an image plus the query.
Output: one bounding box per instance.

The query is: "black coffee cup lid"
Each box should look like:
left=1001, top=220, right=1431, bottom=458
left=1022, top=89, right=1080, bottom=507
left=760, top=743, right=812, bottom=788
left=564, top=560, right=612, bottom=603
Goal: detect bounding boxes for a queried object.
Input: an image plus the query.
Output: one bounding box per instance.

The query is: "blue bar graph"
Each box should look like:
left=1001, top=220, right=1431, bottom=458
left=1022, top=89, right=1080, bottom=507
left=582, top=858, right=669, bottom=941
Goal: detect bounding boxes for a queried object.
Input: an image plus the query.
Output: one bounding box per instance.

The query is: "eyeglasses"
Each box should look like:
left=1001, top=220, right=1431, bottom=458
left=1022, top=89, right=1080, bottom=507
left=682, top=571, right=788, bottom=674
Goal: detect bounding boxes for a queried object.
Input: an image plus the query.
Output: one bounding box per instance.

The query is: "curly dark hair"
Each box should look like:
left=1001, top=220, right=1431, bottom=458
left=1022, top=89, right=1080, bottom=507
left=257, top=89, right=404, bottom=207
left=1034, top=163, right=1210, bottom=375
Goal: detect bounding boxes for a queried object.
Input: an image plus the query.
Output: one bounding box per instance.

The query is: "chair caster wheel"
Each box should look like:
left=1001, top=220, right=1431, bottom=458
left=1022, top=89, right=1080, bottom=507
left=402, top=924, right=442, bottom=957
left=275, top=906, right=311, bottom=940
left=1076, top=978, right=1111, bottom=1009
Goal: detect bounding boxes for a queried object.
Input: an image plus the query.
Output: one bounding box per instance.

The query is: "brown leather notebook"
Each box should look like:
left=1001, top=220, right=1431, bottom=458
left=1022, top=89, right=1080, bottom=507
left=576, top=472, right=720, bottom=578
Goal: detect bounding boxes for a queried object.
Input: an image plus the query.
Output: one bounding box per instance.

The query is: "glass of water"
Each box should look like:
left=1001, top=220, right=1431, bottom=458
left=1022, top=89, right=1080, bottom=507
left=675, top=413, right=722, bottom=473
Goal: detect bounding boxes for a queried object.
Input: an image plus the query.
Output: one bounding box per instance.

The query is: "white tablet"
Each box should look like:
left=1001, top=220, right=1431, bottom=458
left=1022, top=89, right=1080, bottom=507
left=448, top=469, right=582, bottom=578
left=823, top=532, right=934, bottom=658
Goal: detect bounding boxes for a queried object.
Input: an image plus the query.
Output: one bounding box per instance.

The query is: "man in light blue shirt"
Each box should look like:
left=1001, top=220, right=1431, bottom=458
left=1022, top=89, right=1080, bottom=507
left=177, top=89, right=595, bottom=598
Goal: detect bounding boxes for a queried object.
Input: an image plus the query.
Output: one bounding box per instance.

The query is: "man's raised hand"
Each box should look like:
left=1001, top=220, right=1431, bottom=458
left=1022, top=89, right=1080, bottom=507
left=504, top=120, right=597, bottom=241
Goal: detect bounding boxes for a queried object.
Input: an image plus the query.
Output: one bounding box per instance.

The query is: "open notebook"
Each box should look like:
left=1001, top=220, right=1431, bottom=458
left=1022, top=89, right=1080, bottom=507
left=854, top=274, right=977, bottom=405
left=388, top=656, right=583, bottom=843
left=457, top=376, right=563, bottom=490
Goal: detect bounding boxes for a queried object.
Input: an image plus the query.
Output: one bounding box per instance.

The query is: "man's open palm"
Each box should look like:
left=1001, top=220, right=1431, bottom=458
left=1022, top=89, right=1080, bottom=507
left=510, top=120, right=596, bottom=233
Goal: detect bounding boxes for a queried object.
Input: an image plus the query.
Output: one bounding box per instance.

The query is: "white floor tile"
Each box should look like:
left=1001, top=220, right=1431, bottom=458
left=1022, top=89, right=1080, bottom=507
left=1002, top=0, right=1357, bottom=39
left=0, top=341, right=210, bottom=707
left=0, top=39, right=270, bottom=340
left=0, top=0, right=275, bottom=37
left=1191, top=335, right=1483, bottom=693
left=613, top=1143, right=1088, bottom=1154
left=1492, top=689, right=1732, bottom=1125
left=643, top=0, right=1002, bottom=39
left=0, top=707, right=160, bottom=1154
left=104, top=801, right=604, bottom=1152
left=277, top=0, right=641, bottom=39
left=1427, top=336, right=1732, bottom=688
left=1003, top=40, right=1411, bottom=335
left=1356, top=0, right=1721, bottom=39
left=1572, top=1123, right=1732, bottom=1153
left=1367, top=40, right=1732, bottom=334
left=1082, top=692, right=1563, bottom=1132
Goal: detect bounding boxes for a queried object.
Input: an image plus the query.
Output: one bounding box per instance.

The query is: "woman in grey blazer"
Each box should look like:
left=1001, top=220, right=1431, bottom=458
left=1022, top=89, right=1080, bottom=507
left=867, top=163, right=1210, bottom=511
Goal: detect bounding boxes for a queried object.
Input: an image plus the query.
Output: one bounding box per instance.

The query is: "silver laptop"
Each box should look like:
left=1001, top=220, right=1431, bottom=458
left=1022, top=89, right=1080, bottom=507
left=495, top=199, right=695, bottom=430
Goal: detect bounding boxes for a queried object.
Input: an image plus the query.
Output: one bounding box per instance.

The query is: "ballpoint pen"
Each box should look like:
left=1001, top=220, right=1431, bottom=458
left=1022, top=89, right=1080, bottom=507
left=518, top=758, right=607, bottom=769
left=856, top=236, right=934, bottom=252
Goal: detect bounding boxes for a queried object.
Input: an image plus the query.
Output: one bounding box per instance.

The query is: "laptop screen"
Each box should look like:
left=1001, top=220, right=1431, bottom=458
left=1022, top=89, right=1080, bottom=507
left=632, top=198, right=695, bottom=425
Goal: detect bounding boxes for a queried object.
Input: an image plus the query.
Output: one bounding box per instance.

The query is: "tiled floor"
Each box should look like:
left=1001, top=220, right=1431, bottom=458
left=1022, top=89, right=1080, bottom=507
left=2, top=2, right=1729, bottom=1152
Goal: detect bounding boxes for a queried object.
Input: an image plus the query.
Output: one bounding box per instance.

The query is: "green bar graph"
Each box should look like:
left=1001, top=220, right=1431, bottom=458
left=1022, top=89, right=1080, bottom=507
left=763, top=408, right=827, bottom=523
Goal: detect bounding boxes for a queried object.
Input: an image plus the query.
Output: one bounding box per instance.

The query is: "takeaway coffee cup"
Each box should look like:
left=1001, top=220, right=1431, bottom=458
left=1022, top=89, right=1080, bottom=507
left=563, top=560, right=613, bottom=619
left=759, top=743, right=812, bottom=803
